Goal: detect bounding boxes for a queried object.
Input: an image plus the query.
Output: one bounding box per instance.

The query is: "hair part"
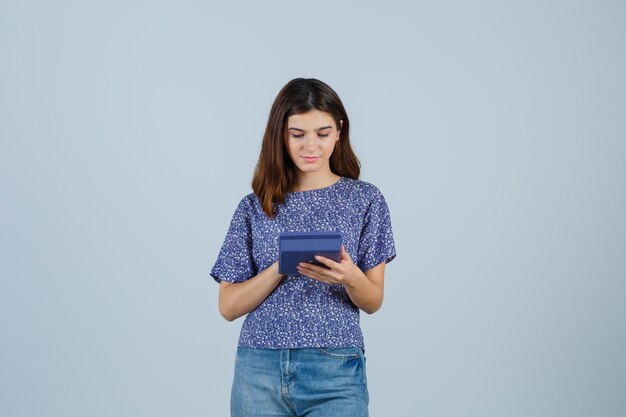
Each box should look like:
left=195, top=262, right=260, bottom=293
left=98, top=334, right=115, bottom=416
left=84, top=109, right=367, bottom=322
left=252, top=78, right=361, bottom=217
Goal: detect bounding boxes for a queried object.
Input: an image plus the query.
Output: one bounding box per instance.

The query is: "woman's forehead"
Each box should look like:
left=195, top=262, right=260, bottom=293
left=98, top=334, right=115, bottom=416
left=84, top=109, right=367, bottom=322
left=287, top=110, right=335, bottom=129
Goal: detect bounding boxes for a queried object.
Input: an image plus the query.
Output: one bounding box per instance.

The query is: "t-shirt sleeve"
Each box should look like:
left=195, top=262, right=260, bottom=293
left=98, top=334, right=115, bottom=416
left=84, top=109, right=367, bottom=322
left=356, top=187, right=397, bottom=272
left=209, top=197, right=258, bottom=284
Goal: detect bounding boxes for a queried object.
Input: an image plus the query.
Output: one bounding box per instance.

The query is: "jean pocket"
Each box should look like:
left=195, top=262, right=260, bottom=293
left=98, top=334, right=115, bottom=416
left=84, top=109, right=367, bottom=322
left=316, top=347, right=361, bottom=360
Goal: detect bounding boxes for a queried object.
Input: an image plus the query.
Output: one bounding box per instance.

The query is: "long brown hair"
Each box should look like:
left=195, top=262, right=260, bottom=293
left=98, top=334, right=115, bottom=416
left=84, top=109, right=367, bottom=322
left=252, top=78, right=360, bottom=217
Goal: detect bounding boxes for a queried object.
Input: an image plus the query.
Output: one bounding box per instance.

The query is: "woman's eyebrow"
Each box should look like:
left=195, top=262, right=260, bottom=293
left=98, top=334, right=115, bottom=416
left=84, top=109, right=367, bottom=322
left=287, top=125, right=333, bottom=132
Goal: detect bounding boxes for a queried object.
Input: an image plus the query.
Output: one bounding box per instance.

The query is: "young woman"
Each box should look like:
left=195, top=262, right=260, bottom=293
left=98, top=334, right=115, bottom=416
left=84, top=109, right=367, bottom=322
left=210, top=78, right=396, bottom=417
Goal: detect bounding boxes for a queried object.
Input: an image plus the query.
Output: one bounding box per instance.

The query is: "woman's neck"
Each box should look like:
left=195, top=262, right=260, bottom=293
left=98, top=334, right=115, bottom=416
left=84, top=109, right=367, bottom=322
left=292, top=172, right=341, bottom=192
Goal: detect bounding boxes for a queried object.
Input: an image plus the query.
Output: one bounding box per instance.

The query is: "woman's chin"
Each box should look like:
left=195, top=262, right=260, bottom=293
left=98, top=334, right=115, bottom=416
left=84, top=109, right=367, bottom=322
left=296, top=164, right=322, bottom=173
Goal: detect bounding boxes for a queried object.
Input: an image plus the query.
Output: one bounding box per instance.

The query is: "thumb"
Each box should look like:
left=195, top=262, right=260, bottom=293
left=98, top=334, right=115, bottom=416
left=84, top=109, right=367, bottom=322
left=340, top=244, right=352, bottom=262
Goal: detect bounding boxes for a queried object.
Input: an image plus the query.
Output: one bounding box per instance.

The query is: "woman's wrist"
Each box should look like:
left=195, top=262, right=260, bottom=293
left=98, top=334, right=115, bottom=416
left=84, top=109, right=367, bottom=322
left=342, top=266, right=366, bottom=289
left=268, top=261, right=285, bottom=279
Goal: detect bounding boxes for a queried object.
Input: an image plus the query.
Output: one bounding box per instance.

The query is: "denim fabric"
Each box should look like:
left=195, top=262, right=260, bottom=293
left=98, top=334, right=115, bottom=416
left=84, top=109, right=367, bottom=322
left=231, top=347, right=369, bottom=417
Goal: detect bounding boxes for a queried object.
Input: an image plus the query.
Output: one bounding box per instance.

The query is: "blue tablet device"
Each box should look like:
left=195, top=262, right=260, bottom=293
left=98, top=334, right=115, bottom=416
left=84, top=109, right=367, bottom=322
left=278, top=231, right=342, bottom=275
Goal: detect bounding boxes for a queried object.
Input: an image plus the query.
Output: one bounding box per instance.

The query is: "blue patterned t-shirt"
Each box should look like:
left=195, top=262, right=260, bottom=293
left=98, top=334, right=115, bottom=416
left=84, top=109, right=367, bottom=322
left=210, top=176, right=396, bottom=349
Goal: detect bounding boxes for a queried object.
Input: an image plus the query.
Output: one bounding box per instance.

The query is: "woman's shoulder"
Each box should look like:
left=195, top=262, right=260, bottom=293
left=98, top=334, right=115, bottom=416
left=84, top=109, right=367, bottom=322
left=341, top=177, right=385, bottom=199
left=231, top=192, right=262, bottom=214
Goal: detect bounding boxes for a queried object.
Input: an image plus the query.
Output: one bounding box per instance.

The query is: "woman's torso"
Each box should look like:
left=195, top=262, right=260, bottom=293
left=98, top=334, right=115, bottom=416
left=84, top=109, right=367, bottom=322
left=232, top=176, right=388, bottom=349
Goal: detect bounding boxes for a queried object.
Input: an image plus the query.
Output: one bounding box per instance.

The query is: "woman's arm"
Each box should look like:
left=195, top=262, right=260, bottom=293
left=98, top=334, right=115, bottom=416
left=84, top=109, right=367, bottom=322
left=343, top=262, right=385, bottom=314
left=218, top=261, right=285, bottom=321
left=296, top=245, right=386, bottom=314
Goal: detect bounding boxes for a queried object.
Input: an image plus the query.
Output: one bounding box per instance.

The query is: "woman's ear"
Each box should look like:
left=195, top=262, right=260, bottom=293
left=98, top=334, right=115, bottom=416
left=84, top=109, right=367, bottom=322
left=337, top=120, right=343, bottom=141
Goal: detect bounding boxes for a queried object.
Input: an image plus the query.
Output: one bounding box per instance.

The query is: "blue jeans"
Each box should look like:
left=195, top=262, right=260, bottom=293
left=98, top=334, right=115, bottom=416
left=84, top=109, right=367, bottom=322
left=231, top=347, right=369, bottom=417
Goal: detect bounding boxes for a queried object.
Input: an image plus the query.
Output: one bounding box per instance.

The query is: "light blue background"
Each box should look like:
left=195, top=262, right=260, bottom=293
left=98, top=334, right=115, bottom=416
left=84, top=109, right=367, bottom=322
left=1, top=1, right=625, bottom=416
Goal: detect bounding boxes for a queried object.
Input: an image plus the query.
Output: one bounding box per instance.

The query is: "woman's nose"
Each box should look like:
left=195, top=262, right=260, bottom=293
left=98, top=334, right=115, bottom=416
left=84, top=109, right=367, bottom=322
left=304, top=135, right=317, bottom=149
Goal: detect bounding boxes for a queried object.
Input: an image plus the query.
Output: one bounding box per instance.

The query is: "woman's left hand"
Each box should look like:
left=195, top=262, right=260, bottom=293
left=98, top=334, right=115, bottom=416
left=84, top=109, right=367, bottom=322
left=297, top=244, right=362, bottom=287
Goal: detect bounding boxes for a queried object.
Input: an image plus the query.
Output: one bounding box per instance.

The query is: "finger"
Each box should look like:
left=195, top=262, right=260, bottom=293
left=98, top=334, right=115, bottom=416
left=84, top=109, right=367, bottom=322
left=298, top=261, right=330, bottom=276
left=340, top=244, right=353, bottom=262
left=298, top=262, right=338, bottom=281
left=313, top=255, right=337, bottom=269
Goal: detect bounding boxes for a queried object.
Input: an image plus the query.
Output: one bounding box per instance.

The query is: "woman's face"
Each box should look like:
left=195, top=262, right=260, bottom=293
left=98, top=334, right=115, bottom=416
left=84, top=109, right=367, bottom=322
left=285, top=109, right=342, bottom=175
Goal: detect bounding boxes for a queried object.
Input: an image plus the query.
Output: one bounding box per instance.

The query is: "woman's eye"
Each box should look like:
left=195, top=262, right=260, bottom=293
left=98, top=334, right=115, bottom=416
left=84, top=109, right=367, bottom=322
left=290, top=133, right=329, bottom=138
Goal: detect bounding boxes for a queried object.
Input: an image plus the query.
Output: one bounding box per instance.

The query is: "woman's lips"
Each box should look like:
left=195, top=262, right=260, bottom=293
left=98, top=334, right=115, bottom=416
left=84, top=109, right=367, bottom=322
left=301, top=156, right=319, bottom=163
